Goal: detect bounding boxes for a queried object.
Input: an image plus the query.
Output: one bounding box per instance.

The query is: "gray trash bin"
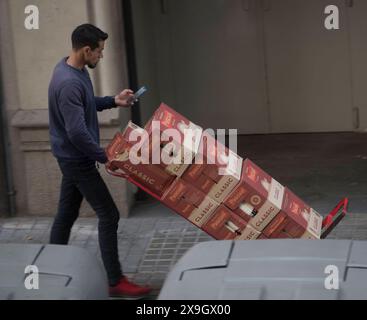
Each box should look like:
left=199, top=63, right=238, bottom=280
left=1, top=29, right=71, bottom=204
left=158, top=239, right=367, bottom=300
left=0, top=244, right=108, bottom=300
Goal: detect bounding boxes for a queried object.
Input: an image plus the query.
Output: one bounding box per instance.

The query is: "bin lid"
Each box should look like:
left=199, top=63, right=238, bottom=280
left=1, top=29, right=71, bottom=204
left=0, top=244, right=108, bottom=300
left=158, top=239, right=367, bottom=300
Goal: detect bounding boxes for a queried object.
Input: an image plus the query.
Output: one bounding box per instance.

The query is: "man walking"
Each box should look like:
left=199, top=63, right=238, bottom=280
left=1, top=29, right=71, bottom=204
left=48, top=24, right=151, bottom=299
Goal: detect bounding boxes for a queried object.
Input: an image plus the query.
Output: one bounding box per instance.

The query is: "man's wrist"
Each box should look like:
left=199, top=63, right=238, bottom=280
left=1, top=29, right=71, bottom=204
left=100, top=151, right=109, bottom=164
left=111, top=95, right=118, bottom=108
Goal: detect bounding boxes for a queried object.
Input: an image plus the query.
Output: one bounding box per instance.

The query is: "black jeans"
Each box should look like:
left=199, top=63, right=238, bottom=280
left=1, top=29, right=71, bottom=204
left=50, top=160, right=122, bottom=286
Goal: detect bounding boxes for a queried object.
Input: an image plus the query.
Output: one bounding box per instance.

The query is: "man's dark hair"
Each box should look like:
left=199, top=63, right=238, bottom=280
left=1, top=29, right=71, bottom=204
left=71, top=24, right=108, bottom=50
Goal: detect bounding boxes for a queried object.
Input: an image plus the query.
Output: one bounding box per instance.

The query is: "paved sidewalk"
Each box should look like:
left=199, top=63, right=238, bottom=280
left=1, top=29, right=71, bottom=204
left=1, top=208, right=367, bottom=299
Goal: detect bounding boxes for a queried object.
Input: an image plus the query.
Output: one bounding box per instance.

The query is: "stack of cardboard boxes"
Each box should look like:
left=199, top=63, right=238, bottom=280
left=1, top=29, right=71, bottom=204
left=106, top=103, right=323, bottom=240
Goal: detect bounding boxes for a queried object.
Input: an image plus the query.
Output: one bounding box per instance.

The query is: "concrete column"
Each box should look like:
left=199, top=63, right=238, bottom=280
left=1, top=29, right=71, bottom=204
left=88, top=0, right=132, bottom=129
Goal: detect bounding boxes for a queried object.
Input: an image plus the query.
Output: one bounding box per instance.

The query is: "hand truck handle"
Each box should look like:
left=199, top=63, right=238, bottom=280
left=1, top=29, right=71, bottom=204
left=321, top=198, right=349, bottom=239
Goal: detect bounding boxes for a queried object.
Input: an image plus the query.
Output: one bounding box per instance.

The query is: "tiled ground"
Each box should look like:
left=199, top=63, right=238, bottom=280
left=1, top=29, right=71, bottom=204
left=0, top=209, right=366, bottom=299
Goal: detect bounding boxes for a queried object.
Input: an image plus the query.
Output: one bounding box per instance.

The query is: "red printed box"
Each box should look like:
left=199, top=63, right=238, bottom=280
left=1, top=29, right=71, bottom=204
left=187, top=196, right=220, bottom=227
left=260, top=188, right=323, bottom=239
left=182, top=132, right=243, bottom=203
left=162, top=178, right=220, bottom=226
left=281, top=188, right=323, bottom=239
left=235, top=224, right=261, bottom=240
left=224, top=159, right=285, bottom=232
left=174, top=201, right=196, bottom=218
left=144, top=103, right=203, bottom=177
left=106, top=122, right=175, bottom=196
left=196, top=174, right=216, bottom=194
left=162, top=178, right=206, bottom=208
left=202, top=205, right=248, bottom=240
left=145, top=102, right=201, bottom=135
left=262, top=212, right=288, bottom=238
left=106, top=122, right=142, bottom=160
left=273, top=231, right=292, bottom=239
left=106, top=105, right=328, bottom=241
left=203, top=165, right=222, bottom=183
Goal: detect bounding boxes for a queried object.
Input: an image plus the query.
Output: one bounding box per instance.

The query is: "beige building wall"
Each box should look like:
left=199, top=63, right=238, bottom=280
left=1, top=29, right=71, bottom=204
left=0, top=0, right=134, bottom=217
left=8, top=0, right=89, bottom=110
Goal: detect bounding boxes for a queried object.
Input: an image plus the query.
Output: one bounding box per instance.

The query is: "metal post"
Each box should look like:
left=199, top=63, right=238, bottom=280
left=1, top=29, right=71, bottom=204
left=122, top=0, right=142, bottom=127
left=0, top=64, right=16, bottom=217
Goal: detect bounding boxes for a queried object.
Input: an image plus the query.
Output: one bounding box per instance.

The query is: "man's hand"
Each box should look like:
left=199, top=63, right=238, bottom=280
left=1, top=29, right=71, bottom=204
left=114, top=89, right=135, bottom=108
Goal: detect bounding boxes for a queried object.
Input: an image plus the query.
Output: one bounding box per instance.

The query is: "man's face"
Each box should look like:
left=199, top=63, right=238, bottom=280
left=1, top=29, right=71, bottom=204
left=84, top=40, right=105, bottom=69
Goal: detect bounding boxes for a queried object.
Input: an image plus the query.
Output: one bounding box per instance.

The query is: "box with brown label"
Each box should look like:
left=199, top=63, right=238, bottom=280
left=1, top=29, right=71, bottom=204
left=161, top=178, right=190, bottom=207
left=162, top=178, right=206, bottom=208
left=106, top=105, right=327, bottom=242
left=181, top=132, right=230, bottom=182
left=145, top=103, right=201, bottom=136
left=262, top=212, right=288, bottom=238
left=162, top=178, right=219, bottom=224
left=187, top=196, right=220, bottom=228
left=182, top=133, right=243, bottom=204
left=223, top=159, right=285, bottom=232
left=144, top=103, right=203, bottom=177
left=273, top=231, right=292, bottom=239
left=258, top=188, right=323, bottom=239
left=202, top=205, right=248, bottom=240
left=235, top=224, right=261, bottom=240
left=182, top=163, right=206, bottom=182
left=117, top=161, right=175, bottom=196
left=106, top=122, right=176, bottom=196
left=196, top=174, right=216, bottom=194
left=281, top=188, right=323, bottom=239
left=282, top=219, right=306, bottom=238
left=106, top=122, right=145, bottom=161
left=203, top=164, right=222, bottom=183
left=173, top=200, right=196, bottom=218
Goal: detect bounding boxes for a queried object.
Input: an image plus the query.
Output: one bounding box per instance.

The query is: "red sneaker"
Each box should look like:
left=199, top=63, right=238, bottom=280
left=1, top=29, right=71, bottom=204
left=109, top=276, right=152, bottom=299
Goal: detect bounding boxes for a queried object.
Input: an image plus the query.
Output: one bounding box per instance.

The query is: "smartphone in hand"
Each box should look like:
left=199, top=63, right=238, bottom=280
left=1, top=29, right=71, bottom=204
left=130, top=86, right=148, bottom=104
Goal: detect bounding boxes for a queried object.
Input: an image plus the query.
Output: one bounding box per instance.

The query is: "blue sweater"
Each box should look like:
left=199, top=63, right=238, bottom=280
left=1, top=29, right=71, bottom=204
left=48, top=58, right=116, bottom=164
